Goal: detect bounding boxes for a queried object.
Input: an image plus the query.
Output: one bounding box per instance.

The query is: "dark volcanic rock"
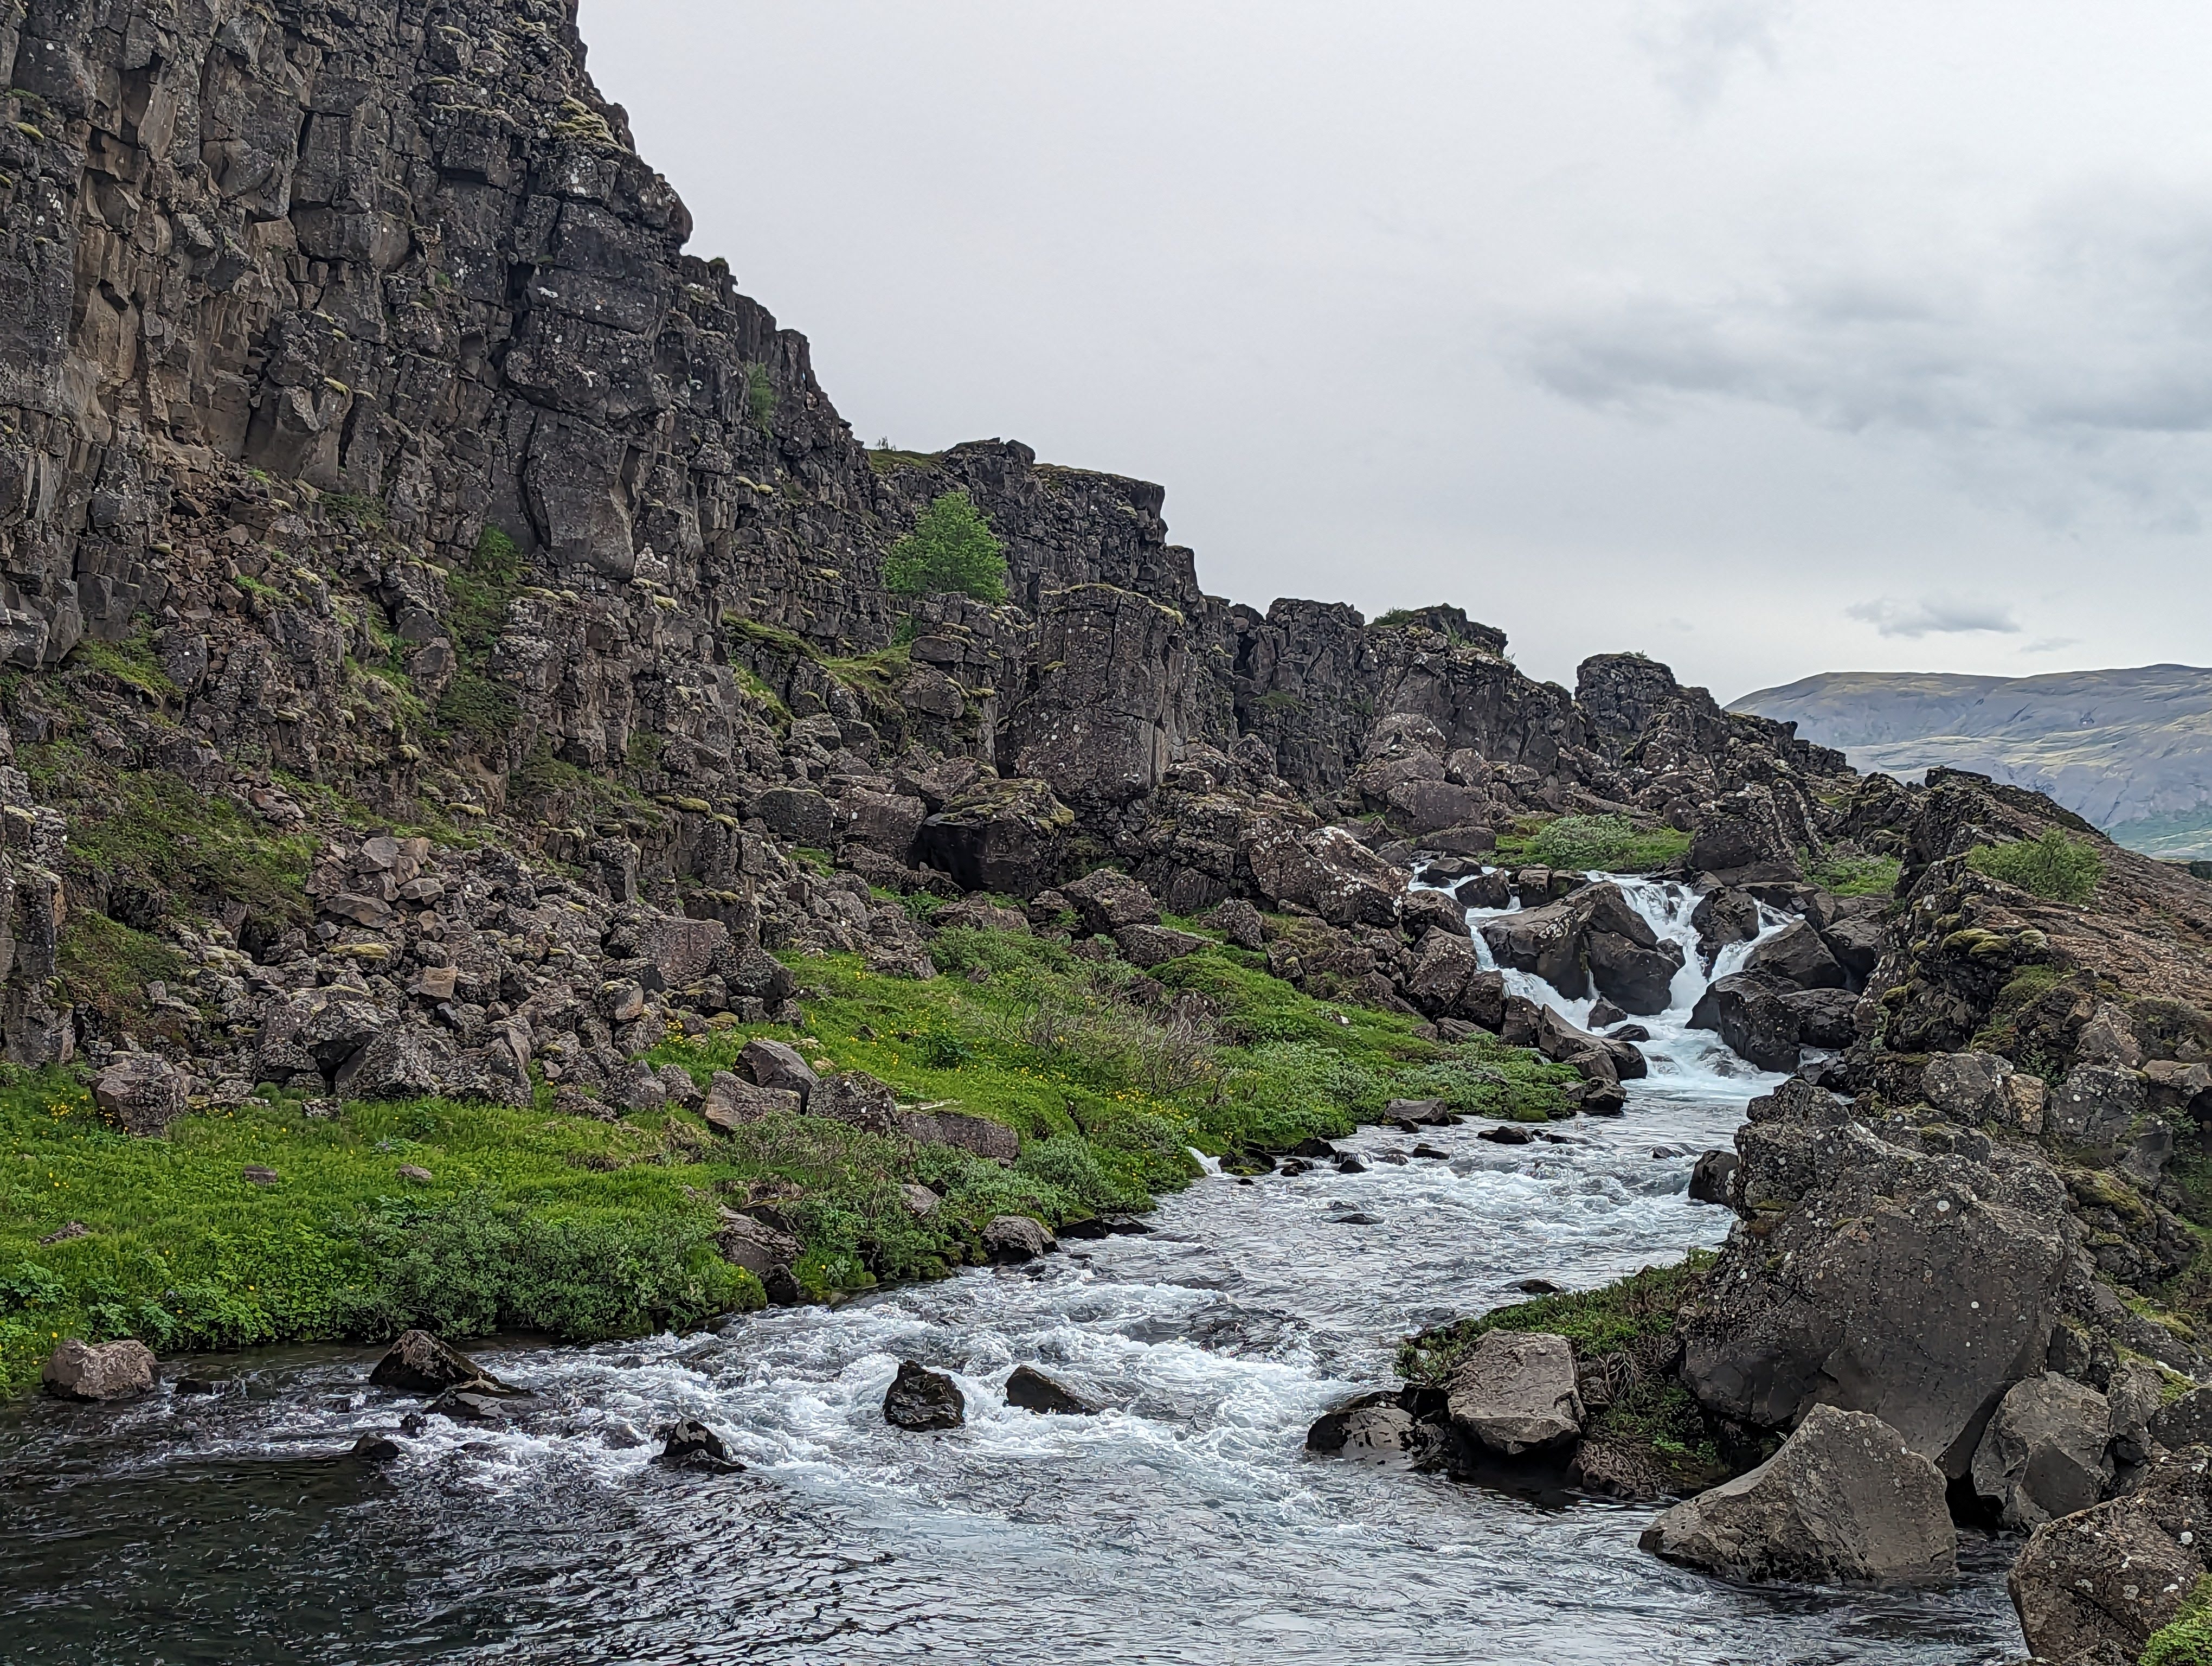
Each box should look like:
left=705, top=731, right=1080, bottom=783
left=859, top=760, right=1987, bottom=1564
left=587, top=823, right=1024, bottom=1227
left=1687, top=975, right=1799, bottom=1073
left=1640, top=1405, right=1956, bottom=1587
left=655, top=1418, right=745, bottom=1473
left=884, top=1361, right=966, bottom=1431
left=1687, top=1149, right=1738, bottom=1207
left=2008, top=1446, right=2212, bottom=1666
left=1005, top=1365, right=1100, bottom=1415
left=369, top=1330, right=510, bottom=1396
left=1742, top=920, right=1847, bottom=991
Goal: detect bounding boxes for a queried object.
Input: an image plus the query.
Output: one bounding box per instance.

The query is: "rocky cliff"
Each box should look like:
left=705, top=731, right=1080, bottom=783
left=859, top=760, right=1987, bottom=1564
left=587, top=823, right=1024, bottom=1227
left=0, top=0, right=1857, bottom=1080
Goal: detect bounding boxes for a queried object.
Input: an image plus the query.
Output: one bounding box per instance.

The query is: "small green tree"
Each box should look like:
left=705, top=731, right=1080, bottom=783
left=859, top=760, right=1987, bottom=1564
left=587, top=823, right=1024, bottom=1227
left=883, top=490, right=1008, bottom=603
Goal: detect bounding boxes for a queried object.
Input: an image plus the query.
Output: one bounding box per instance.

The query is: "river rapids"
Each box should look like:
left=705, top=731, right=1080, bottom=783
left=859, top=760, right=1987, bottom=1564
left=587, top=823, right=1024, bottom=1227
left=0, top=877, right=2028, bottom=1663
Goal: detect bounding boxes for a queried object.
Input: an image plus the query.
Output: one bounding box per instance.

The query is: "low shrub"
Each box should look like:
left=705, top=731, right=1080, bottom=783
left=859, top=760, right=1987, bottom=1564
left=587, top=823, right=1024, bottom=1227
left=1966, top=828, right=2104, bottom=904
left=883, top=490, right=1008, bottom=603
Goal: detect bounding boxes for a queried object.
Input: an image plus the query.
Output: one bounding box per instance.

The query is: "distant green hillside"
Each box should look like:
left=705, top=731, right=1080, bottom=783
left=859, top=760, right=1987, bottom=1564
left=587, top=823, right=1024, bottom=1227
left=1732, top=664, right=2212, bottom=861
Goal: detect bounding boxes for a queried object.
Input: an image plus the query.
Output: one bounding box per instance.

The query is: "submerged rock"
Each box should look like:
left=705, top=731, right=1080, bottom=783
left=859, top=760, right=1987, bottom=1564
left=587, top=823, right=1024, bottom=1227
left=1005, top=1366, right=1099, bottom=1416
left=349, top=1432, right=406, bottom=1463
left=654, top=1418, right=745, bottom=1473
left=42, top=1338, right=156, bottom=1402
left=1639, top=1405, right=1956, bottom=1587
left=884, top=1361, right=966, bottom=1431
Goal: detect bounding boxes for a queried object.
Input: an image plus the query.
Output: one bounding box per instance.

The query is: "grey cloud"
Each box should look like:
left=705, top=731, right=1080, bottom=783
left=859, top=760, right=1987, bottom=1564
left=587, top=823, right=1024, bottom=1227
left=1513, top=189, right=2212, bottom=519
left=1847, top=597, right=2021, bottom=639
left=1635, top=1, right=1795, bottom=111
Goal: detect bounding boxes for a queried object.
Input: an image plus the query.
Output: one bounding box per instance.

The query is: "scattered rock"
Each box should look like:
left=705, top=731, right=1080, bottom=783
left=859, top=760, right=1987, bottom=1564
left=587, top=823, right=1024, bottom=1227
left=241, top=1165, right=280, bottom=1187
left=1641, top=1405, right=1956, bottom=1586
left=1005, top=1365, right=1100, bottom=1415
left=349, top=1432, right=406, bottom=1463
left=703, top=1073, right=801, bottom=1131
left=42, top=1338, right=156, bottom=1402
left=396, top=1164, right=433, bottom=1184
left=884, top=1360, right=966, bottom=1431
left=982, top=1214, right=1055, bottom=1263
left=38, top=1221, right=88, bottom=1244
left=809, top=1070, right=899, bottom=1133
left=740, top=1039, right=818, bottom=1105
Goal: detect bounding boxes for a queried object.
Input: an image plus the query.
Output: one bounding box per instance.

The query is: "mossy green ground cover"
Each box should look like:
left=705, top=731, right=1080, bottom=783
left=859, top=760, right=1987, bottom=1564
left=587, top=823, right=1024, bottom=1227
left=0, top=920, right=1572, bottom=1393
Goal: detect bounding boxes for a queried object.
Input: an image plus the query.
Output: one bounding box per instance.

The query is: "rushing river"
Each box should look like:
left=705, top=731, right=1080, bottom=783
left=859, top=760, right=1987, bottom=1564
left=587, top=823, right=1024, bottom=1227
left=0, top=879, right=2028, bottom=1664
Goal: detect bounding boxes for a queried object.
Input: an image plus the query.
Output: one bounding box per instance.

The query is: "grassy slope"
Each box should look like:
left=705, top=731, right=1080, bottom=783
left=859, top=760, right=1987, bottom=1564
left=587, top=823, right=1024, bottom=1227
left=0, top=917, right=1574, bottom=1393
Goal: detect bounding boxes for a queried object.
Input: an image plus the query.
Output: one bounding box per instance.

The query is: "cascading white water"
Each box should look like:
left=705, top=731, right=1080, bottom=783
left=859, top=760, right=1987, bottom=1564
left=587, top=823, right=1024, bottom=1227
left=1420, top=868, right=1798, bottom=1099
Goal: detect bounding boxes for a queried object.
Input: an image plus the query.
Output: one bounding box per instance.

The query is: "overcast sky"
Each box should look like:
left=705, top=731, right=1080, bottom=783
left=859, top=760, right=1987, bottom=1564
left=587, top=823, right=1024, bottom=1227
left=581, top=1, right=2212, bottom=701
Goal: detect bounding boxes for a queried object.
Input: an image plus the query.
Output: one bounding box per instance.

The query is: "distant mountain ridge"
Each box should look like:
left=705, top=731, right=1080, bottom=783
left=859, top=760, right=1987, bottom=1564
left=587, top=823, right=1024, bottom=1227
left=1730, top=664, right=2212, bottom=860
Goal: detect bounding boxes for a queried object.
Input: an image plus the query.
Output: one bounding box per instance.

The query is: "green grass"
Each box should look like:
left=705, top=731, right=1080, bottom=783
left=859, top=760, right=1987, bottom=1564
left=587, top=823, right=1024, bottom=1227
left=0, top=918, right=1580, bottom=1393
left=1804, top=850, right=1903, bottom=898
left=2144, top=1578, right=2212, bottom=1666
left=55, top=764, right=319, bottom=932
left=1966, top=828, right=2105, bottom=904
left=63, top=627, right=178, bottom=705
left=1496, top=815, right=1690, bottom=874
left=1398, top=1253, right=1714, bottom=1381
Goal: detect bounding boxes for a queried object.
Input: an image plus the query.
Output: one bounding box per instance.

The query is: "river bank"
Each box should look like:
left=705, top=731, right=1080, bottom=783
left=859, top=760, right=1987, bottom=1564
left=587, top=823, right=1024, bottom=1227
left=0, top=1088, right=2027, bottom=1665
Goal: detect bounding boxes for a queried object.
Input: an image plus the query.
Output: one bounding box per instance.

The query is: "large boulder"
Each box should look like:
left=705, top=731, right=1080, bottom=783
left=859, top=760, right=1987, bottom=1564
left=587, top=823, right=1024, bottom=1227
left=982, top=1214, right=1055, bottom=1263
left=1681, top=1081, right=2073, bottom=1479
left=1742, top=920, right=1847, bottom=991
left=1639, top=1405, right=1956, bottom=1586
left=1244, top=818, right=1407, bottom=928
left=2008, top=1446, right=2212, bottom=1666
left=1971, top=1372, right=2112, bottom=1529
left=1005, top=1365, right=1101, bottom=1417
left=1687, top=974, right=1799, bottom=1072
left=916, top=777, right=1075, bottom=899
left=1062, top=867, right=1161, bottom=936
left=1480, top=882, right=1682, bottom=1014
left=703, top=1074, right=801, bottom=1131
left=1688, top=786, right=1800, bottom=876
left=740, top=1038, right=818, bottom=1105
left=1922, top=1049, right=2047, bottom=1135
left=716, top=1211, right=803, bottom=1280
left=93, top=1052, right=191, bottom=1136
left=883, top=1360, right=966, bottom=1431
left=42, top=1337, right=156, bottom=1401
left=1114, top=924, right=1208, bottom=967
left=1002, top=582, right=1194, bottom=810
left=1444, top=1331, right=1584, bottom=1456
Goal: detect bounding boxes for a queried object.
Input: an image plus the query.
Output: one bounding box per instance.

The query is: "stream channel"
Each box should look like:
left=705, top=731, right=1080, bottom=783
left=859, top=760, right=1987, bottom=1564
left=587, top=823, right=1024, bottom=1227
left=0, top=876, right=2029, bottom=1663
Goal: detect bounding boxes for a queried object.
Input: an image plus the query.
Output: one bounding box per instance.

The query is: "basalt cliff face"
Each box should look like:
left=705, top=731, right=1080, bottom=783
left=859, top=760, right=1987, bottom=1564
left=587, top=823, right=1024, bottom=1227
left=0, top=0, right=1855, bottom=1078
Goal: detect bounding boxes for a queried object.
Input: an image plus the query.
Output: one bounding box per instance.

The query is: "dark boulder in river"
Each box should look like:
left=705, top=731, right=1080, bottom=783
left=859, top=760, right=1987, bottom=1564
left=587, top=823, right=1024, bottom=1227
left=884, top=1361, right=966, bottom=1431
left=1686, top=1150, right=1737, bottom=1207
left=655, top=1419, right=745, bottom=1474
left=1006, top=1366, right=1099, bottom=1416
left=1306, top=1387, right=1446, bottom=1465
left=370, top=1330, right=512, bottom=1395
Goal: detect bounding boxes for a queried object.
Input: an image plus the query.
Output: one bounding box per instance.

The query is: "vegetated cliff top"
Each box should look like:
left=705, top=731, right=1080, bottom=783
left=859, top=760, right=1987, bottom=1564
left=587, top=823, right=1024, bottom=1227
left=1732, top=664, right=2212, bottom=858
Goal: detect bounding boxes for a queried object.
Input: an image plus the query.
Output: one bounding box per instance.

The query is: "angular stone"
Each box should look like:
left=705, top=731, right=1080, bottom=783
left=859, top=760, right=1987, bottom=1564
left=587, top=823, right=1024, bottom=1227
left=810, top=1070, right=899, bottom=1133
left=654, top=1418, right=744, bottom=1473
left=715, top=1212, right=802, bottom=1278
left=1971, top=1372, right=2112, bottom=1529
left=883, top=1360, right=965, bottom=1431
left=2008, top=1446, right=2212, bottom=1665
left=93, top=1052, right=190, bottom=1136
left=1742, top=919, right=1847, bottom=991
left=1113, top=924, right=1207, bottom=967
left=740, top=1038, right=817, bottom=1104
left=1005, top=1365, right=1099, bottom=1415
left=703, top=1074, right=800, bottom=1131
left=1063, top=867, right=1161, bottom=935
left=369, top=1330, right=508, bottom=1395
left=1444, top=1331, right=1583, bottom=1457
left=1640, top=1405, right=1956, bottom=1586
